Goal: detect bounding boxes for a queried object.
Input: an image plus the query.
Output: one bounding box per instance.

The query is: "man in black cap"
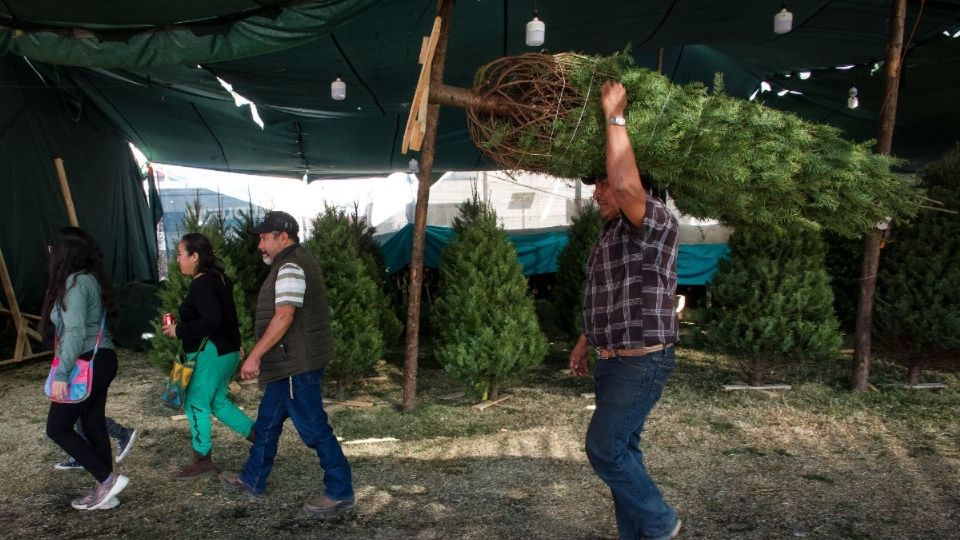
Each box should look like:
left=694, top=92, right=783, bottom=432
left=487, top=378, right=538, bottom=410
left=219, top=210, right=355, bottom=517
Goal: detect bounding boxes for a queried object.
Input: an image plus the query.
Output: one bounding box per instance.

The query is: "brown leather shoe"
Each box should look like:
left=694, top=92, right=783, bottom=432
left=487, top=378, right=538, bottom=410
left=175, top=450, right=214, bottom=480
left=303, top=494, right=355, bottom=517
left=246, top=429, right=256, bottom=444
left=219, top=471, right=260, bottom=497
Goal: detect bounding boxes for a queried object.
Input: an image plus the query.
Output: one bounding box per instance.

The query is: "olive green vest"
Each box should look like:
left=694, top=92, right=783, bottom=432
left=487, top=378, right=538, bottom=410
left=255, top=243, right=335, bottom=384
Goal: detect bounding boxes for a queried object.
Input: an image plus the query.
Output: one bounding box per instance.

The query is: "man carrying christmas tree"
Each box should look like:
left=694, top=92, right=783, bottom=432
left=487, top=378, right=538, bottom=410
left=569, top=81, right=681, bottom=540
left=218, top=210, right=355, bottom=517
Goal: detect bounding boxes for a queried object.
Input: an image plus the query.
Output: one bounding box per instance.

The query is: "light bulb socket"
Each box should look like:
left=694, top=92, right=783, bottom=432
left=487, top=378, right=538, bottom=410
left=526, top=16, right=545, bottom=46
left=331, top=75, right=346, bottom=100
left=774, top=6, right=793, bottom=34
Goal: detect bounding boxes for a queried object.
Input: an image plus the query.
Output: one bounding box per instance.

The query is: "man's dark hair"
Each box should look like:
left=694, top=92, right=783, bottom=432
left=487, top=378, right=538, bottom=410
left=581, top=172, right=655, bottom=193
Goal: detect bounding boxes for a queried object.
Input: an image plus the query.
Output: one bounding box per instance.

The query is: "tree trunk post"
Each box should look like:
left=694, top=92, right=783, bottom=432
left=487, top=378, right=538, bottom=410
left=852, top=0, right=906, bottom=392
left=402, top=0, right=454, bottom=412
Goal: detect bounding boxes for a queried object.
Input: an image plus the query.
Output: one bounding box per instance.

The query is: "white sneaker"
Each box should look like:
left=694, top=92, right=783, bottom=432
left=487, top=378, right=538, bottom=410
left=87, top=473, right=129, bottom=511
left=97, top=497, right=121, bottom=510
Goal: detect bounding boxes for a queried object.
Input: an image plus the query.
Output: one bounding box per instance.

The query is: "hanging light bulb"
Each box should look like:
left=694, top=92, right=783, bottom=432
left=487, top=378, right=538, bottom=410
left=525, top=5, right=545, bottom=47
left=331, top=75, right=346, bottom=100
left=847, top=86, right=859, bottom=109
left=774, top=4, right=793, bottom=34
left=408, top=158, right=419, bottom=174
left=798, top=71, right=811, bottom=80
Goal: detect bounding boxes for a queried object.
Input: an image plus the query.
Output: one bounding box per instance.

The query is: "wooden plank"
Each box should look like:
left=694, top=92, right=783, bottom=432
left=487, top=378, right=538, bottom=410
left=12, top=326, right=25, bottom=363
left=322, top=398, right=375, bottom=408
left=24, top=326, right=41, bottom=342
left=418, top=35, right=430, bottom=64
left=0, top=350, right=51, bottom=366
left=0, top=307, right=41, bottom=321
left=580, top=393, right=595, bottom=399
left=359, top=375, right=389, bottom=383
left=907, top=383, right=948, bottom=390
left=401, top=16, right=441, bottom=154
left=722, top=384, right=792, bottom=391
left=343, top=437, right=399, bottom=446
left=170, top=414, right=187, bottom=421
left=54, top=157, right=79, bottom=227
left=471, top=394, right=513, bottom=411
left=0, top=247, right=23, bottom=325
left=436, top=391, right=465, bottom=401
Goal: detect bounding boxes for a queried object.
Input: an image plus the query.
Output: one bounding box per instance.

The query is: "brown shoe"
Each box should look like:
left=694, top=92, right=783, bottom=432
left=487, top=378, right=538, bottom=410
left=303, top=494, right=355, bottom=517
left=219, top=471, right=260, bottom=497
left=246, top=429, right=256, bottom=444
left=175, top=450, right=214, bottom=480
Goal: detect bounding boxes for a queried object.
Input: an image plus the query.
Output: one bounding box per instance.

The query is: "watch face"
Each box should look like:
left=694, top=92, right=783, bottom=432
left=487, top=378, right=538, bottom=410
left=609, top=116, right=625, bottom=125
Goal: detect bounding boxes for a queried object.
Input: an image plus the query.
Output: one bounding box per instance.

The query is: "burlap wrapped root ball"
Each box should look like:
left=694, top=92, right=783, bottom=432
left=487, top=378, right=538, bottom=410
left=465, top=52, right=921, bottom=236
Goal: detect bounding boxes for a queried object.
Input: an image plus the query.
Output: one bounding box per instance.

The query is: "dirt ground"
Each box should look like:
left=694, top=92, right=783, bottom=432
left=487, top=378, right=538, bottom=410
left=1, top=346, right=958, bottom=539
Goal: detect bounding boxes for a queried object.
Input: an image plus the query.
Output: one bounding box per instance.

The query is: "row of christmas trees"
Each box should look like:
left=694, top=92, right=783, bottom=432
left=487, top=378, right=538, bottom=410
left=149, top=145, right=958, bottom=397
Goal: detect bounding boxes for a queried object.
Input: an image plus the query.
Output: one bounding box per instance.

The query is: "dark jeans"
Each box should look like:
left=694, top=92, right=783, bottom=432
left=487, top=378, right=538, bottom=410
left=241, top=370, right=353, bottom=499
left=46, top=348, right=118, bottom=483
left=586, top=347, right=677, bottom=540
left=74, top=416, right=126, bottom=441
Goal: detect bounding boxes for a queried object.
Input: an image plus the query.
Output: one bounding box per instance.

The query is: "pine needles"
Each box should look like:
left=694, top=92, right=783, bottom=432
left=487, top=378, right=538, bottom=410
left=466, top=53, right=922, bottom=236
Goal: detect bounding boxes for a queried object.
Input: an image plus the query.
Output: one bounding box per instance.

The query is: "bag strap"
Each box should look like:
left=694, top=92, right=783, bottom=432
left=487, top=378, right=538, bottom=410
left=53, top=315, right=106, bottom=365
left=183, top=336, right=210, bottom=361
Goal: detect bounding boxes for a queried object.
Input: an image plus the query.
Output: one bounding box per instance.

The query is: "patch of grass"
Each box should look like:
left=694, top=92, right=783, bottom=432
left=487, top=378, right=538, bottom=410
left=723, top=446, right=767, bottom=457
left=801, top=473, right=836, bottom=485
left=706, top=418, right=737, bottom=433
left=908, top=445, right=937, bottom=457
left=332, top=400, right=537, bottom=441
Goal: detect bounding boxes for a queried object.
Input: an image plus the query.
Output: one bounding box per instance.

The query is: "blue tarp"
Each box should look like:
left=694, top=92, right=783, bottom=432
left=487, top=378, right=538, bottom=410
left=377, top=224, right=728, bottom=286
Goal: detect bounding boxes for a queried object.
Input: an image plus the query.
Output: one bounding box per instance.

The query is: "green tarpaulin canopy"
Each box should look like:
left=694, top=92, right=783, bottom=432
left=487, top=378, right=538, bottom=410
left=2, top=0, right=958, bottom=177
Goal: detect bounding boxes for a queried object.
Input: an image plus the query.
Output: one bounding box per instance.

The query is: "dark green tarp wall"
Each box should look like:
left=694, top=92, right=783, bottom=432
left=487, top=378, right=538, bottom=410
left=0, top=56, right=159, bottom=314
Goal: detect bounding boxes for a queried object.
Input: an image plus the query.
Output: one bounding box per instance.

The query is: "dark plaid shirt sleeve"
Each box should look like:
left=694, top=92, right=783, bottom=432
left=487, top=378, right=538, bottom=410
left=581, top=196, right=679, bottom=349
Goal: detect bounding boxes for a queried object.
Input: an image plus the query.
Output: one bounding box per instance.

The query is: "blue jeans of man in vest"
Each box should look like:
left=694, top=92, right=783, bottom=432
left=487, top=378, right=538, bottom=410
left=585, top=347, right=678, bottom=540
left=240, top=369, right=353, bottom=499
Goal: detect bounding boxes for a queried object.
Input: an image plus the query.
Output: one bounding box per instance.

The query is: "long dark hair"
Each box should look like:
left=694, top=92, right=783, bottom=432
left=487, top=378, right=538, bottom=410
left=40, top=227, right=116, bottom=334
left=180, top=233, right=225, bottom=276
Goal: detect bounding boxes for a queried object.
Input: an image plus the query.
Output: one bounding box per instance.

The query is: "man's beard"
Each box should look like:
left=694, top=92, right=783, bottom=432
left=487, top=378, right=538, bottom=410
left=261, top=253, right=273, bottom=265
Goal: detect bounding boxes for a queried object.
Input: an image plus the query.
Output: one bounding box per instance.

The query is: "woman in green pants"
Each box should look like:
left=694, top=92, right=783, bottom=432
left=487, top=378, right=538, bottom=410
left=162, top=233, right=254, bottom=479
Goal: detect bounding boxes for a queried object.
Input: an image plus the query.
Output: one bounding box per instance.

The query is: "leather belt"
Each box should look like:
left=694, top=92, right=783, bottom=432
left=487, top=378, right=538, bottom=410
left=596, top=343, right=674, bottom=359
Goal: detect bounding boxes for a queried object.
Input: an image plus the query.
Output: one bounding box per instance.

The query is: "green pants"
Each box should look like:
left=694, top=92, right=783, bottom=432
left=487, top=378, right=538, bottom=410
left=184, top=341, right=254, bottom=455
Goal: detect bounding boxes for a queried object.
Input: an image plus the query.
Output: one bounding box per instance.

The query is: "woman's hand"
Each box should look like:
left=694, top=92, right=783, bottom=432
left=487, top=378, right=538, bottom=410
left=161, top=323, right=177, bottom=338
left=50, top=380, right=68, bottom=402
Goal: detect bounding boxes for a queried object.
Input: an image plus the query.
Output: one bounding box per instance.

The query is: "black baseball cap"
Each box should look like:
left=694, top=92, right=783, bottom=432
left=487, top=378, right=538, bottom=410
left=248, top=211, right=299, bottom=236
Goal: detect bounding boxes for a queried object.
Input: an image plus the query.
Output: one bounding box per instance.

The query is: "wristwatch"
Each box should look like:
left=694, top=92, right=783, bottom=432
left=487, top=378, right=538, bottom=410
left=607, top=115, right=626, bottom=126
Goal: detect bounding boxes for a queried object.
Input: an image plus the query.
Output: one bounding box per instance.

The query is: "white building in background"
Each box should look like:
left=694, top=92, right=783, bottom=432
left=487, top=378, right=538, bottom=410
left=146, top=163, right=730, bottom=247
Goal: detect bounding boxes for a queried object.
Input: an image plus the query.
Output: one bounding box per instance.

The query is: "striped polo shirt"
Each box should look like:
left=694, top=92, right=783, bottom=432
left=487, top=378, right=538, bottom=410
left=275, top=262, right=306, bottom=307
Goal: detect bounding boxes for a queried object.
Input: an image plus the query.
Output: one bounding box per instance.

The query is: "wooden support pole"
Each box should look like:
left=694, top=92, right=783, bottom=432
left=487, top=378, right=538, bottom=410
left=0, top=246, right=34, bottom=363
left=54, top=157, right=79, bottom=227
left=852, top=0, right=906, bottom=392
left=429, top=84, right=512, bottom=115
left=402, top=0, right=454, bottom=412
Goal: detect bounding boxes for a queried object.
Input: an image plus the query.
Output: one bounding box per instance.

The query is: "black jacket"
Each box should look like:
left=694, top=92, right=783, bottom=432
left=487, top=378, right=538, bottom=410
left=177, top=273, right=242, bottom=354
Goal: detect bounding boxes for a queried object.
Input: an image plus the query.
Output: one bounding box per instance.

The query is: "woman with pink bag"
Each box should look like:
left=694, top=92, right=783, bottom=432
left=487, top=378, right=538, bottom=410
left=41, top=227, right=129, bottom=510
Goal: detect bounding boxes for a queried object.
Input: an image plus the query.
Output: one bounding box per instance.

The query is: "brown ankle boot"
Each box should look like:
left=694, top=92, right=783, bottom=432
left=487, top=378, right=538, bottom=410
left=175, top=450, right=214, bottom=480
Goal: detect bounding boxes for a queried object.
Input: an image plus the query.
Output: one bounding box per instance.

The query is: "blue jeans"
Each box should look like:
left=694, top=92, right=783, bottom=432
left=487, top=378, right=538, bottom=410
left=586, top=347, right=678, bottom=540
left=241, top=370, right=353, bottom=499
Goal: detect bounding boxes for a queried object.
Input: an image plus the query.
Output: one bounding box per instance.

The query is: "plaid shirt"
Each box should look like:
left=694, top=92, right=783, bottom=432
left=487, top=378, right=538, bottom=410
left=582, top=196, right=679, bottom=349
